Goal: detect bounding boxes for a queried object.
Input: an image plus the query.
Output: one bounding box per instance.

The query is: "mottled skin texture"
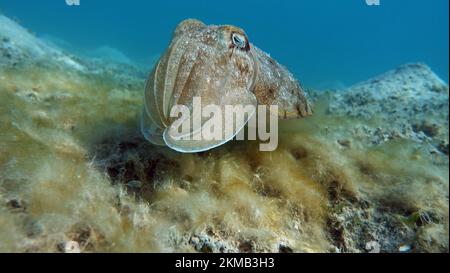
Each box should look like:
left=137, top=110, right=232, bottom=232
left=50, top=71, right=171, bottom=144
left=252, top=46, right=312, bottom=118
left=142, top=19, right=312, bottom=152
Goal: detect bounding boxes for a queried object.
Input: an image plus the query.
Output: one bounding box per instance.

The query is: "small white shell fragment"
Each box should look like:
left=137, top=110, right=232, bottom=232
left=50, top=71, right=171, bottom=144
left=63, top=241, right=80, bottom=253
left=398, top=245, right=411, bottom=253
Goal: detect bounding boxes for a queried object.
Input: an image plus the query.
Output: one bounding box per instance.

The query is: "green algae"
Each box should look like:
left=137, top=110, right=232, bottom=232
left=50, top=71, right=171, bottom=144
left=0, top=64, right=448, bottom=253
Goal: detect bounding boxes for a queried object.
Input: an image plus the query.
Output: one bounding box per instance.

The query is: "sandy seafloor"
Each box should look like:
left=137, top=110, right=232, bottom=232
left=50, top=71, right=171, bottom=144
left=0, top=15, right=448, bottom=253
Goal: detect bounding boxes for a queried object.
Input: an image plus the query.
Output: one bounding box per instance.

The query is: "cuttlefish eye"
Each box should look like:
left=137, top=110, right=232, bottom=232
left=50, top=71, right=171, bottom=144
left=232, top=33, right=247, bottom=49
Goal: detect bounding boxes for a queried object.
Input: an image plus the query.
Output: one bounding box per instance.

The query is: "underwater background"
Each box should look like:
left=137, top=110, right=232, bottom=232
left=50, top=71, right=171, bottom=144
left=0, top=0, right=448, bottom=253
left=0, top=0, right=448, bottom=89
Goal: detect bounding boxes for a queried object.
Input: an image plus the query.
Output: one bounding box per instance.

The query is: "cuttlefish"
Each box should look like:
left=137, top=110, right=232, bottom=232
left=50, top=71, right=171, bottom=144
left=141, top=19, right=312, bottom=152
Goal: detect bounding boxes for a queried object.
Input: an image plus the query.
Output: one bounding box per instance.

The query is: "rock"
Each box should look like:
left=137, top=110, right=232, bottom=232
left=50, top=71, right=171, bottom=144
left=126, top=180, right=142, bottom=190
left=188, top=232, right=234, bottom=253
left=24, top=219, right=44, bottom=238
left=329, top=63, right=448, bottom=118
left=0, top=15, right=84, bottom=71
left=0, top=15, right=147, bottom=80
left=239, top=240, right=256, bottom=253
left=189, top=236, right=200, bottom=247
left=412, top=122, right=440, bottom=138
left=437, top=141, right=449, bottom=156
left=6, top=198, right=26, bottom=211
left=328, top=63, right=449, bottom=151
left=279, top=244, right=293, bottom=253
left=337, top=139, right=351, bottom=148
left=365, top=241, right=380, bottom=253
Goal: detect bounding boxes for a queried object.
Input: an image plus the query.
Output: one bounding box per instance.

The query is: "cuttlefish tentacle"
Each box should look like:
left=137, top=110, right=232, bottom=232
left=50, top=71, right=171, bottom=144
left=141, top=19, right=312, bottom=152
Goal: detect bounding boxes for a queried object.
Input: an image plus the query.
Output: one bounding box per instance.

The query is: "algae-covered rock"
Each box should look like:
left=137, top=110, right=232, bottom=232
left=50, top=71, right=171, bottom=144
left=0, top=15, right=86, bottom=71
left=329, top=63, right=448, bottom=121
left=0, top=15, right=448, bottom=253
left=328, top=63, right=449, bottom=151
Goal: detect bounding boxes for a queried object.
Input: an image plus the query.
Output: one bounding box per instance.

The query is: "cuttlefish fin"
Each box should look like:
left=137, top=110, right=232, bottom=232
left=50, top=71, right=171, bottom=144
left=174, top=19, right=206, bottom=36
left=144, top=65, right=166, bottom=128
left=251, top=46, right=313, bottom=119
left=140, top=107, right=165, bottom=146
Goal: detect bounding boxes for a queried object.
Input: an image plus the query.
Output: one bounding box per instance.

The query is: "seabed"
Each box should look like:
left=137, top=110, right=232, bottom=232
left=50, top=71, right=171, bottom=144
left=0, top=15, right=448, bottom=253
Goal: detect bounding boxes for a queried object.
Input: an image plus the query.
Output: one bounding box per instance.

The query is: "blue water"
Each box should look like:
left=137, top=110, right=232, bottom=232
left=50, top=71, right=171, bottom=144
left=1, top=0, right=448, bottom=89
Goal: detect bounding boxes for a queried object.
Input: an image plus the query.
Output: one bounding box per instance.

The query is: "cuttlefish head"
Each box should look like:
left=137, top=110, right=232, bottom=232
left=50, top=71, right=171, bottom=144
left=142, top=19, right=312, bottom=152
